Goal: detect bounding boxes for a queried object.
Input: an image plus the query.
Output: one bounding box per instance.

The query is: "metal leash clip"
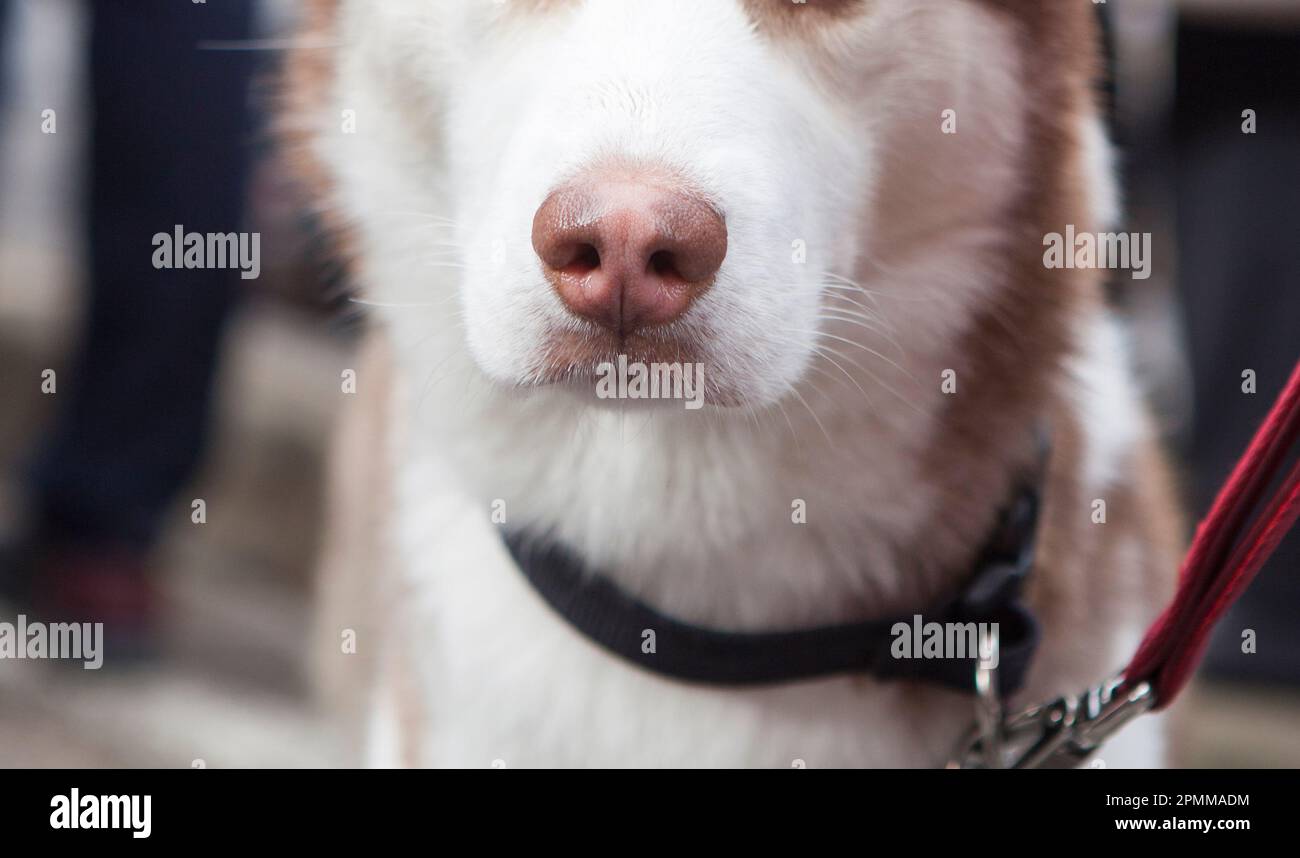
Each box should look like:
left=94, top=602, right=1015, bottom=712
left=948, top=652, right=1157, bottom=769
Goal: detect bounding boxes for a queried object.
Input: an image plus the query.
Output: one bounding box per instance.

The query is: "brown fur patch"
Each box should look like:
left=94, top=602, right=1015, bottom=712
left=743, top=0, right=870, bottom=33
left=908, top=0, right=1102, bottom=574
left=914, top=0, right=1182, bottom=702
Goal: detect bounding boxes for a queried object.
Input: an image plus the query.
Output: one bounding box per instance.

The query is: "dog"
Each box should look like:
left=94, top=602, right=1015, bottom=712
left=286, top=0, right=1182, bottom=767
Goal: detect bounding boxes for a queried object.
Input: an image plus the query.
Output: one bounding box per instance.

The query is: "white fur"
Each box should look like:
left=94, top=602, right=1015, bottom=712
left=1069, top=112, right=1151, bottom=495
left=1082, top=115, right=1122, bottom=232
left=363, top=681, right=402, bottom=769
left=1068, top=313, right=1150, bottom=493
left=309, top=0, right=1160, bottom=766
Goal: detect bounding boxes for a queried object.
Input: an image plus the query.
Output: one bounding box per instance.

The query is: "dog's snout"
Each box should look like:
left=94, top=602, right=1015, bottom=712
left=532, top=179, right=727, bottom=335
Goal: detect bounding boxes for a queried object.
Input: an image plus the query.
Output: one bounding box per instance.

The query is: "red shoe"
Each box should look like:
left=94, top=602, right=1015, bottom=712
left=30, top=545, right=157, bottom=665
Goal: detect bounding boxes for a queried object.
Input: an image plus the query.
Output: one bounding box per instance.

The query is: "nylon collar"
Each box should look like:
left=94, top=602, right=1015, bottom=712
left=503, top=475, right=1044, bottom=696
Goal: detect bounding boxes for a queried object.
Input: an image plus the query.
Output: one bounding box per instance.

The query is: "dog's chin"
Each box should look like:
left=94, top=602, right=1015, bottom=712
left=506, top=325, right=756, bottom=409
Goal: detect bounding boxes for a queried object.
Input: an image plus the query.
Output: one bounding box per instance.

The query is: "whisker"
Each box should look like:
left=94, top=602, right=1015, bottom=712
left=809, top=345, right=876, bottom=409
left=779, top=328, right=925, bottom=417
left=378, top=210, right=462, bottom=227
left=347, top=294, right=460, bottom=309
left=820, top=275, right=884, bottom=309
left=791, top=328, right=913, bottom=380
left=813, top=312, right=906, bottom=360
left=196, top=38, right=345, bottom=52
left=819, top=289, right=879, bottom=320
left=768, top=394, right=802, bottom=452
left=824, top=269, right=942, bottom=304
left=814, top=306, right=894, bottom=337
left=788, top=387, right=834, bottom=447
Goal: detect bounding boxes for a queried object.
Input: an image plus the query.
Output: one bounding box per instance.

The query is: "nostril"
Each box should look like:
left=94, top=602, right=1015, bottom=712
left=647, top=249, right=679, bottom=280
left=567, top=243, right=601, bottom=275
left=542, top=240, right=601, bottom=276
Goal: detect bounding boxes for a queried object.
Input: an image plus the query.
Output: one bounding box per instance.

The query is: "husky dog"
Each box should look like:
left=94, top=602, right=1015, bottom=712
left=286, top=0, right=1181, bottom=767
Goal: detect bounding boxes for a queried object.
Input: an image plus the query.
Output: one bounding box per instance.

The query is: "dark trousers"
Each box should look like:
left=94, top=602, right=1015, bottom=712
left=2, top=0, right=256, bottom=550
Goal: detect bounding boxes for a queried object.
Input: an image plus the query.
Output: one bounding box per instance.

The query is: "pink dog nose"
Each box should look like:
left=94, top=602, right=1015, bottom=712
left=532, top=179, right=727, bottom=335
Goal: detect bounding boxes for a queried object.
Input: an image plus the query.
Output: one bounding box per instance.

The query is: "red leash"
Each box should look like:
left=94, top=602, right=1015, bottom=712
left=1123, top=358, right=1300, bottom=708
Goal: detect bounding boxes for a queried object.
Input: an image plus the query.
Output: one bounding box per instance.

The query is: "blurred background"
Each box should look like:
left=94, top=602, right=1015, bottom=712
left=0, top=0, right=1296, bottom=768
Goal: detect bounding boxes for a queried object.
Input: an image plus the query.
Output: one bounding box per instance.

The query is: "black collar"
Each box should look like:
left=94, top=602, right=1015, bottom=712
left=503, top=480, right=1043, bottom=697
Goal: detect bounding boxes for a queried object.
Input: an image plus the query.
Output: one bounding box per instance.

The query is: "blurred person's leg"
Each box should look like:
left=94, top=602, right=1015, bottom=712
left=0, top=0, right=8, bottom=84
left=1176, top=19, right=1300, bottom=686
left=10, top=0, right=256, bottom=641
left=0, top=0, right=10, bottom=119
